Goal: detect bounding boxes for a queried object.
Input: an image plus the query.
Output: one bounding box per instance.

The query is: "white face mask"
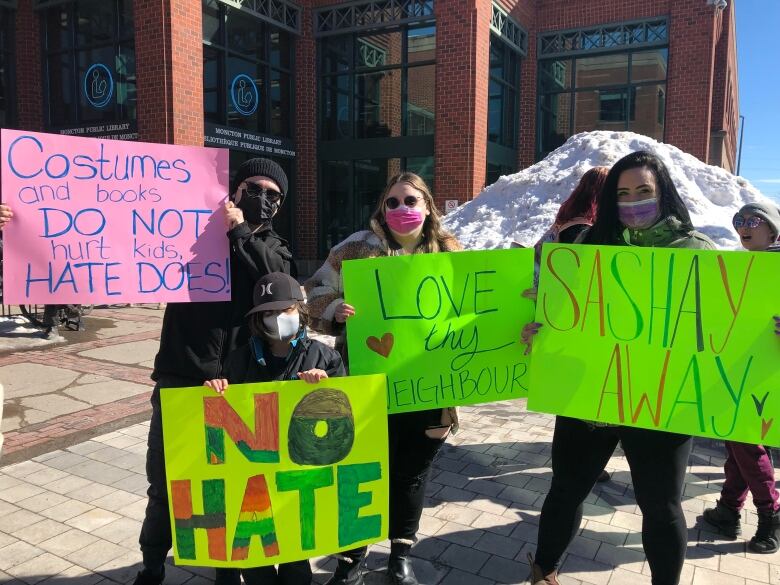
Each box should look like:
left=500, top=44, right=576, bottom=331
left=263, top=311, right=300, bottom=341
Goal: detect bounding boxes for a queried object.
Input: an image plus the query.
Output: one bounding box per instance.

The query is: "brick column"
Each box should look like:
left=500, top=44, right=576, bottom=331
left=665, top=2, right=718, bottom=164
left=133, top=0, right=203, bottom=146
left=512, top=2, right=535, bottom=168
left=15, top=0, right=44, bottom=131
left=434, top=0, right=491, bottom=205
left=708, top=2, right=738, bottom=172
left=294, top=0, right=318, bottom=263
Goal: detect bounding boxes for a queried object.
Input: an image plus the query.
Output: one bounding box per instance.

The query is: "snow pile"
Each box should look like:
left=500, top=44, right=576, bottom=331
left=443, top=131, right=772, bottom=250
left=0, top=316, right=64, bottom=353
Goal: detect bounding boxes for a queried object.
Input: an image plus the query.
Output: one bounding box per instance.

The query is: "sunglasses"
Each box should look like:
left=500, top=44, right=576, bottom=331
left=384, top=195, right=423, bottom=210
left=732, top=214, right=765, bottom=229
left=243, top=184, right=283, bottom=203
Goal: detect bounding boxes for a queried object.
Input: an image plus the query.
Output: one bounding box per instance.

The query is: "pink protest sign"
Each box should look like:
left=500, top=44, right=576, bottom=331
left=1, top=130, right=230, bottom=304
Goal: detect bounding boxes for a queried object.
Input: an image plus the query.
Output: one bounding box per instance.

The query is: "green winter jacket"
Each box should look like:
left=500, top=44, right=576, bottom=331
left=576, top=216, right=716, bottom=250
left=619, top=216, right=716, bottom=250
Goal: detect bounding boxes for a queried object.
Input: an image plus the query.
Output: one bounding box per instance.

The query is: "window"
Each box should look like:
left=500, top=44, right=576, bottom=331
left=486, top=162, right=514, bottom=188
left=537, top=43, right=668, bottom=160
left=43, top=0, right=136, bottom=129
left=202, top=0, right=294, bottom=138
left=318, top=22, right=436, bottom=255
left=320, top=24, right=436, bottom=140
left=0, top=6, right=14, bottom=127
left=486, top=33, right=521, bottom=186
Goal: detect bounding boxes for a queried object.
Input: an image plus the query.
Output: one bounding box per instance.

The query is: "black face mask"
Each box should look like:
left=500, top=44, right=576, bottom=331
left=236, top=186, right=283, bottom=225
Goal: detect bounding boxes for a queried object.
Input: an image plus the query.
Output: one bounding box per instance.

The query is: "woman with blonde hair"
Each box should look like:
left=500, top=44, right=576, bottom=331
left=306, top=172, right=460, bottom=585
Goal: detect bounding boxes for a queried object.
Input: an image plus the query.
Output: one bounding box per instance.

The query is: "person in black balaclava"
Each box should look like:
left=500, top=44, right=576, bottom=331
left=134, top=158, right=296, bottom=585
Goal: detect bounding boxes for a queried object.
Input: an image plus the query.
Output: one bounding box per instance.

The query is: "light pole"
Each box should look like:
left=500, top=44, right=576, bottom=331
left=736, top=114, right=745, bottom=176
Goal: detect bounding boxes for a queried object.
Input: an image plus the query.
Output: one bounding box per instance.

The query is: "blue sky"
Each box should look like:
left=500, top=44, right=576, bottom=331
left=736, top=0, right=780, bottom=202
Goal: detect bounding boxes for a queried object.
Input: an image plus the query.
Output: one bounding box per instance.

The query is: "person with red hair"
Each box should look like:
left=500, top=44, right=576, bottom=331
left=533, top=166, right=609, bottom=268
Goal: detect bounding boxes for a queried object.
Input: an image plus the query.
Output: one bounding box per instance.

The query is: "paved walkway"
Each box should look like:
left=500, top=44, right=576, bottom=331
left=0, top=308, right=779, bottom=584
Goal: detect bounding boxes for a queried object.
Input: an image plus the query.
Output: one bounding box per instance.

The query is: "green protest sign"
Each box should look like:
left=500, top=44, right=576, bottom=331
left=528, top=244, right=780, bottom=446
left=343, top=249, right=535, bottom=413
left=161, top=375, right=389, bottom=568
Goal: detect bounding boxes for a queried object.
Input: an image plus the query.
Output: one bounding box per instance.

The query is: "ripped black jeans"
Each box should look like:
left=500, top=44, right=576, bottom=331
left=388, top=409, right=446, bottom=540
left=342, top=409, right=445, bottom=563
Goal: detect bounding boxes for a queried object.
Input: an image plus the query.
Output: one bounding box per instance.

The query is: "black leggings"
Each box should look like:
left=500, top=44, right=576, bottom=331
left=388, top=410, right=446, bottom=540
left=341, top=409, right=445, bottom=563
left=535, top=417, right=692, bottom=585
left=139, top=386, right=171, bottom=572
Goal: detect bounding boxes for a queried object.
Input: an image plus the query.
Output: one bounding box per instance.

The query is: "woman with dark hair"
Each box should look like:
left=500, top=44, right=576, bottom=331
left=581, top=151, right=712, bottom=249
left=522, top=151, right=715, bottom=585
left=305, top=172, right=460, bottom=585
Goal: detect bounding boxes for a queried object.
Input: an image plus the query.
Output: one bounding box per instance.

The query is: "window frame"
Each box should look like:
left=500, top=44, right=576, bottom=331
left=485, top=32, right=521, bottom=186
left=0, top=6, right=16, bottom=128
left=41, top=0, right=136, bottom=129
left=536, top=46, right=668, bottom=160
left=318, top=21, right=436, bottom=142
left=202, top=0, right=296, bottom=138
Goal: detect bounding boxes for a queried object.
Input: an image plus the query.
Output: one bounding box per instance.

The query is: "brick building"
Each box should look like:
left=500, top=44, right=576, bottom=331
left=0, top=0, right=739, bottom=270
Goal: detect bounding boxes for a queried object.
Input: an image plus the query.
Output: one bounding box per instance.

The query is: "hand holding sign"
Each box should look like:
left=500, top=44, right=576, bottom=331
left=0, top=204, right=12, bottom=230
left=225, top=201, right=245, bottom=229
left=335, top=302, right=355, bottom=323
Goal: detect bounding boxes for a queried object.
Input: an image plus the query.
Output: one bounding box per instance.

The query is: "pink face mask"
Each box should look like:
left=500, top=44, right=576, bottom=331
left=385, top=207, right=425, bottom=235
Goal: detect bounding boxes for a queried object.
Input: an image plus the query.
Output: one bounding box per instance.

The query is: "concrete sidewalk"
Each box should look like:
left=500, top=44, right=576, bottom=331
left=0, top=306, right=163, bottom=463
left=0, top=403, right=778, bottom=585
left=0, top=307, right=778, bottom=584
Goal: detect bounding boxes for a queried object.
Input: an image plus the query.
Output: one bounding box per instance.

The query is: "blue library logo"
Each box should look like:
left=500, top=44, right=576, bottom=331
left=83, top=64, right=114, bottom=109
left=231, top=74, right=259, bottom=116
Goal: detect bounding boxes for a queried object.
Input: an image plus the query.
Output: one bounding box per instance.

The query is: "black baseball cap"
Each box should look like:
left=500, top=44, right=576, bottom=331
left=246, top=272, right=304, bottom=316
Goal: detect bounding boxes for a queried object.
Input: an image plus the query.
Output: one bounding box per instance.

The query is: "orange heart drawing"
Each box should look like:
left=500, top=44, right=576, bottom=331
left=761, top=418, right=774, bottom=441
left=366, top=333, right=394, bottom=358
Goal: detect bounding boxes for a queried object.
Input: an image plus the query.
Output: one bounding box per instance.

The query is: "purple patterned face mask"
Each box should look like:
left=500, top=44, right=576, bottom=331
left=617, top=197, right=659, bottom=229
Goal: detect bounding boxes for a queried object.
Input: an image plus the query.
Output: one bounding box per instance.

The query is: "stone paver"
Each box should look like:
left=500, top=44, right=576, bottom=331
left=1, top=308, right=779, bottom=584
left=77, top=339, right=161, bottom=365
left=0, top=409, right=776, bottom=584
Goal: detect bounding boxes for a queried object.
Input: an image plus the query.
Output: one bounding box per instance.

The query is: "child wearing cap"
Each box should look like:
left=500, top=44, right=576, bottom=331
left=702, top=202, right=780, bottom=553
left=204, top=271, right=345, bottom=585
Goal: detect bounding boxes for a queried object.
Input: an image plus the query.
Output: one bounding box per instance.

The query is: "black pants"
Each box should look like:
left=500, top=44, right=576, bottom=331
left=535, top=417, right=692, bottom=585
left=388, top=410, right=446, bottom=540
left=342, top=409, right=445, bottom=563
left=139, top=386, right=172, bottom=572
left=215, top=562, right=312, bottom=585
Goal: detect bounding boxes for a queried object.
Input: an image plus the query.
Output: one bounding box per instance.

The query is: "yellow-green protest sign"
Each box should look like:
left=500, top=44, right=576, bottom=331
left=161, top=375, right=389, bottom=568
left=528, top=244, right=780, bottom=446
left=343, top=249, right=535, bottom=413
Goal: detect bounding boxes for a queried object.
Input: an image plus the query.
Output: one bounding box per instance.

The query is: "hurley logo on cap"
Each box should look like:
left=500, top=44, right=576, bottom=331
left=258, top=283, right=274, bottom=297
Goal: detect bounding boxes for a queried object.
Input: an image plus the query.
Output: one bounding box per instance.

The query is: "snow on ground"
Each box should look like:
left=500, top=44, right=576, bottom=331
left=444, top=131, right=773, bottom=250
left=0, top=316, right=64, bottom=352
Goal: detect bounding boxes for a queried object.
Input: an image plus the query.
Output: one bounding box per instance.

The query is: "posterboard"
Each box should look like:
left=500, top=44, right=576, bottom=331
left=343, top=249, right=535, bottom=413
left=161, top=375, right=389, bottom=568
left=1, top=129, right=230, bottom=304
left=528, top=244, right=780, bottom=446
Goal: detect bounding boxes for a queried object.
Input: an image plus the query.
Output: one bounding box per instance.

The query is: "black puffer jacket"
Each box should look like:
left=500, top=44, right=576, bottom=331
left=223, top=334, right=346, bottom=383
left=152, top=223, right=296, bottom=388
